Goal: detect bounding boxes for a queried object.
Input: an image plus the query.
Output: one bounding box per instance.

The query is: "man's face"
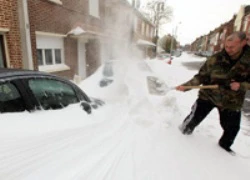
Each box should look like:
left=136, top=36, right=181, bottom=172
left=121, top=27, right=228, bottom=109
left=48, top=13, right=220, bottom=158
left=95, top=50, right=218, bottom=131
left=224, top=38, right=245, bottom=58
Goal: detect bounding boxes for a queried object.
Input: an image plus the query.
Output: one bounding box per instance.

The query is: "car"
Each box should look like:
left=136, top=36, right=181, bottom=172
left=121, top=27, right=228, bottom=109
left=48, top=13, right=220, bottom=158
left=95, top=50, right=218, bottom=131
left=0, top=68, right=104, bottom=114
left=156, top=53, right=173, bottom=64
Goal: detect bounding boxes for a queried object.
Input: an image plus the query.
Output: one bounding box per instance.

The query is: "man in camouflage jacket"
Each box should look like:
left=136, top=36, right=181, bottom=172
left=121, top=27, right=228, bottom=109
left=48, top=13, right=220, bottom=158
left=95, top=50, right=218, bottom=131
left=176, top=32, right=250, bottom=153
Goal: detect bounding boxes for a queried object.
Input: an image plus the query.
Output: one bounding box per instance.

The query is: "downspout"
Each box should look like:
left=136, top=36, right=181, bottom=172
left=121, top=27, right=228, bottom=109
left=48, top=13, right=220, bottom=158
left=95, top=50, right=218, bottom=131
left=18, top=0, right=34, bottom=70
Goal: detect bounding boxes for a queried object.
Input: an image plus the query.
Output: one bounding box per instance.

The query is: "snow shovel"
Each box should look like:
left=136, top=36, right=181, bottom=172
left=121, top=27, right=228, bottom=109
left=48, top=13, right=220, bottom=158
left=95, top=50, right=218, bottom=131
left=147, top=76, right=219, bottom=96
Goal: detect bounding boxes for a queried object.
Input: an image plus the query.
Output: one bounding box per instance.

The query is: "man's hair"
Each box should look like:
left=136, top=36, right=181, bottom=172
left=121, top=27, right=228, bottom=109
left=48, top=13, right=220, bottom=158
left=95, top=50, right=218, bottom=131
left=226, top=32, right=247, bottom=41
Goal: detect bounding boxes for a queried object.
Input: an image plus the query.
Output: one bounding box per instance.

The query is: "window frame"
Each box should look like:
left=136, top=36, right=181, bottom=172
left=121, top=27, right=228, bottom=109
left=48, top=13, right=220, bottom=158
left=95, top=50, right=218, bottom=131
left=0, top=35, right=6, bottom=68
left=89, top=0, right=100, bottom=18
left=36, top=33, right=69, bottom=73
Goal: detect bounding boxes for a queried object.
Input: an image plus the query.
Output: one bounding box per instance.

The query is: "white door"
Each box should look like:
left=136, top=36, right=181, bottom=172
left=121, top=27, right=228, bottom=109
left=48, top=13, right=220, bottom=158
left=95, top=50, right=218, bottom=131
left=78, top=40, right=87, bottom=79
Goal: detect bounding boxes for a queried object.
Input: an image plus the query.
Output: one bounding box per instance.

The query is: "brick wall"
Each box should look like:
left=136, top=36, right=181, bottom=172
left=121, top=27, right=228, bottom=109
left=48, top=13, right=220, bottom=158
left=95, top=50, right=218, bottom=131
left=27, top=0, right=105, bottom=79
left=0, top=0, right=22, bottom=68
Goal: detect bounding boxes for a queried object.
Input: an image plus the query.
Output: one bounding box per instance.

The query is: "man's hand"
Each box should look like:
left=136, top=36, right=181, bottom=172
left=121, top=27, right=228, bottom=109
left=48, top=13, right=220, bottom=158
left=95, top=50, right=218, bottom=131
left=176, top=85, right=186, bottom=91
left=230, top=81, right=240, bottom=91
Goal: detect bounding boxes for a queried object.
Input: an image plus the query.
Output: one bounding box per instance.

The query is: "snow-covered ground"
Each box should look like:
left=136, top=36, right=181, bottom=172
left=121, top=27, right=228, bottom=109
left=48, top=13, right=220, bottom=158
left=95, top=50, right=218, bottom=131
left=0, top=53, right=250, bottom=180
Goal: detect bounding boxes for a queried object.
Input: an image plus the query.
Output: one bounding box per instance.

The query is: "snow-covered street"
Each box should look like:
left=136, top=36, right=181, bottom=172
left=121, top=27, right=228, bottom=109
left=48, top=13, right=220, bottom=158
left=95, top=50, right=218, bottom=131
left=0, top=53, right=250, bottom=180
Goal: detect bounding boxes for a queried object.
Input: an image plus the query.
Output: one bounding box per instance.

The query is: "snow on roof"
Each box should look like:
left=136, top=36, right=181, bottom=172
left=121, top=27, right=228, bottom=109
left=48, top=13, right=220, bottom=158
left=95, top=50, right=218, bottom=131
left=67, top=26, right=86, bottom=36
left=137, top=39, right=156, bottom=46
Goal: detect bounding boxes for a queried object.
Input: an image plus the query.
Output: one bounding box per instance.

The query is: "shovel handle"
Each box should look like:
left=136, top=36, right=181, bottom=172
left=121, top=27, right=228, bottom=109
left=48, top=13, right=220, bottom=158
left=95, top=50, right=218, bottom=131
left=183, top=85, right=219, bottom=90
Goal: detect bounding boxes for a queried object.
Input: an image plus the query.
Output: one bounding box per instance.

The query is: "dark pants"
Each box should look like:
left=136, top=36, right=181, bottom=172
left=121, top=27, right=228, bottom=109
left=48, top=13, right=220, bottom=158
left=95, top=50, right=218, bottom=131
left=181, top=98, right=241, bottom=148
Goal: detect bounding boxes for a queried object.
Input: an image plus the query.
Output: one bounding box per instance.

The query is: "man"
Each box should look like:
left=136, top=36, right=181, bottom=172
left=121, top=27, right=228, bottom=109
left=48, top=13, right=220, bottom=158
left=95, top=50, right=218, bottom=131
left=176, top=32, right=250, bottom=153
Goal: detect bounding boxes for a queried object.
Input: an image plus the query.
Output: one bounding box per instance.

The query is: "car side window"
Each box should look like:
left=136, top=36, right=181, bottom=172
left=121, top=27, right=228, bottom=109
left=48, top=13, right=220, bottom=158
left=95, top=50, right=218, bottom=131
left=0, top=82, right=26, bottom=113
left=28, top=79, right=79, bottom=110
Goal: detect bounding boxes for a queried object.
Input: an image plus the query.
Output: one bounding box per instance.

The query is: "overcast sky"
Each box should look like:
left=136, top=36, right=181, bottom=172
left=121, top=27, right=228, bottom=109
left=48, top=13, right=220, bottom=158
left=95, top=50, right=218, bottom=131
left=140, top=0, right=250, bottom=45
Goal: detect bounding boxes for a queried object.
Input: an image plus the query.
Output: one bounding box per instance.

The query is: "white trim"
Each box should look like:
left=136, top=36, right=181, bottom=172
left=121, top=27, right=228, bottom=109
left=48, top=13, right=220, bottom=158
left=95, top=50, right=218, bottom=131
left=77, top=40, right=87, bottom=79
left=39, top=64, right=70, bottom=73
left=36, top=31, right=67, bottom=37
left=18, top=0, right=34, bottom=70
left=89, top=0, right=100, bottom=18
left=137, top=39, right=156, bottom=46
left=67, top=26, right=86, bottom=36
left=47, top=0, right=62, bottom=5
left=0, top=28, right=10, bottom=33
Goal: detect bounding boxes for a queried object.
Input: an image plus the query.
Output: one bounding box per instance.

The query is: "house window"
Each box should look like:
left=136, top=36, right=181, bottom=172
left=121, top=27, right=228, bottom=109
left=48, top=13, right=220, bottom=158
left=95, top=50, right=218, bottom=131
left=37, top=48, right=62, bottom=66
left=36, top=34, right=67, bottom=72
left=89, top=0, right=99, bottom=18
left=0, top=35, right=6, bottom=68
left=146, top=24, right=150, bottom=37
left=141, top=22, right=145, bottom=35
left=55, top=49, right=62, bottom=64
left=243, top=21, right=247, bottom=31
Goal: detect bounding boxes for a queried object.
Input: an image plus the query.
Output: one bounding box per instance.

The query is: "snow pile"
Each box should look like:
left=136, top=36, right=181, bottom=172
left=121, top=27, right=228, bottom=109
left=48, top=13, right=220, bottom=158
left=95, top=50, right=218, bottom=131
left=0, top=53, right=249, bottom=180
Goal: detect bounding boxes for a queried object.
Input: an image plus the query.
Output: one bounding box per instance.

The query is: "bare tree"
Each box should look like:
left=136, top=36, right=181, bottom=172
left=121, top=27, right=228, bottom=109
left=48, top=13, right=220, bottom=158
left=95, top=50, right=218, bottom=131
left=141, top=0, right=173, bottom=52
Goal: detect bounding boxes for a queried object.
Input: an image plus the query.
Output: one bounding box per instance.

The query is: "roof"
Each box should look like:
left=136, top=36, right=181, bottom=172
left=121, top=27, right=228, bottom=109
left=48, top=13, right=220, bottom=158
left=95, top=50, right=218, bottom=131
left=137, top=39, right=156, bottom=46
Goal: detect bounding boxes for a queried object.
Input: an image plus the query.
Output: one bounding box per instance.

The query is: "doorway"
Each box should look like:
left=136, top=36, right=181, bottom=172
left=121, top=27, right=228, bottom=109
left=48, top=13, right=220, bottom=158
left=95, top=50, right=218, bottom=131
left=0, top=35, right=6, bottom=68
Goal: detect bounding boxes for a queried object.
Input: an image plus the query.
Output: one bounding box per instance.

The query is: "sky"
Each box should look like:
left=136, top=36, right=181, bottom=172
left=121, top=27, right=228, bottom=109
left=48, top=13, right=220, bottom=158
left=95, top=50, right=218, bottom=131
left=140, top=0, right=250, bottom=45
left=0, top=53, right=250, bottom=179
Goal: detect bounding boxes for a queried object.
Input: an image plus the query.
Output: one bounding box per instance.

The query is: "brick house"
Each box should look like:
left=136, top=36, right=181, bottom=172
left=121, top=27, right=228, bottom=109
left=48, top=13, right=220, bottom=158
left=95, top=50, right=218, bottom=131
left=104, top=0, right=156, bottom=60
left=132, top=10, right=156, bottom=59
left=0, top=0, right=155, bottom=81
left=191, top=15, right=235, bottom=54
left=216, top=16, right=235, bottom=51
left=240, top=6, right=250, bottom=44
left=190, top=5, right=250, bottom=54
left=0, top=0, right=106, bottom=80
left=27, top=0, right=106, bottom=80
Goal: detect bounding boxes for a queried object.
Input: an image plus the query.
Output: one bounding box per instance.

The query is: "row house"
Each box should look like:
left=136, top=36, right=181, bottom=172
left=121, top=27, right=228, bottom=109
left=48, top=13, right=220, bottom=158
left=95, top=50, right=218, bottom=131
left=0, top=0, right=106, bottom=80
left=190, top=36, right=203, bottom=52
left=191, top=15, right=235, bottom=54
left=0, top=0, right=155, bottom=81
left=191, top=5, right=249, bottom=54
left=234, top=5, right=250, bottom=44
left=132, top=9, right=156, bottom=59
left=28, top=0, right=107, bottom=80
left=207, top=27, right=223, bottom=53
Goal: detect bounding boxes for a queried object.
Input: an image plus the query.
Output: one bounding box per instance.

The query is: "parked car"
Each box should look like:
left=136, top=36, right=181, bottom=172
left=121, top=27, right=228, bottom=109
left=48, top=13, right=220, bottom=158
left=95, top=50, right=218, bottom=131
left=0, top=68, right=104, bottom=114
left=156, top=53, right=173, bottom=64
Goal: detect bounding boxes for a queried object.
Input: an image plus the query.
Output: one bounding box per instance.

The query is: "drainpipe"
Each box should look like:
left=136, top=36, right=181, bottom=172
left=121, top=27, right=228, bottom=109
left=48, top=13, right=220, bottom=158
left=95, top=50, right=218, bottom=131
left=18, top=0, right=34, bottom=70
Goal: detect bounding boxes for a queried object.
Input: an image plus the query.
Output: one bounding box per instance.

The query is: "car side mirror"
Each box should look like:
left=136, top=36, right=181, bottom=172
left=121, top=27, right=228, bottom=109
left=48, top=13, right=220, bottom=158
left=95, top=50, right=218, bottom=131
left=80, top=101, right=92, bottom=114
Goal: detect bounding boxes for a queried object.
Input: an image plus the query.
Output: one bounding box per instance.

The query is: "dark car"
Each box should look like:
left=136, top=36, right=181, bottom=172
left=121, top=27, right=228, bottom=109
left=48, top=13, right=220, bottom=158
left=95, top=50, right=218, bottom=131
left=0, top=68, right=104, bottom=114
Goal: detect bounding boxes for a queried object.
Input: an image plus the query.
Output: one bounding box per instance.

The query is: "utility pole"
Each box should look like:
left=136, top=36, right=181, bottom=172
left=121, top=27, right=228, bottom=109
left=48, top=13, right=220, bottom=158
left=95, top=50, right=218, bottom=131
left=155, top=1, right=165, bottom=54
left=170, top=22, right=181, bottom=55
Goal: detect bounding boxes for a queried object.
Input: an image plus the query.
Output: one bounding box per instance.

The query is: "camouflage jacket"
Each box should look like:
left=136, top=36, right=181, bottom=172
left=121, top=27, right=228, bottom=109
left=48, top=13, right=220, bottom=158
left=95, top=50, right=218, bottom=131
left=182, top=45, right=250, bottom=110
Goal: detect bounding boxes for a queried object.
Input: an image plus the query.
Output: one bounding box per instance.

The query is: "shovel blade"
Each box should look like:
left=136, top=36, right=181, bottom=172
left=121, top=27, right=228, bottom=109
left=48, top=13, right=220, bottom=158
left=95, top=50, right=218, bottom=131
left=147, top=76, right=168, bottom=96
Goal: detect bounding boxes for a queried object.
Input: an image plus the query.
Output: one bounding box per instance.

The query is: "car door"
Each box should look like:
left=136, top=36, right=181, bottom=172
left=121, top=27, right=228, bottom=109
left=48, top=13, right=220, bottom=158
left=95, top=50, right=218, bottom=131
left=26, top=77, right=81, bottom=110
